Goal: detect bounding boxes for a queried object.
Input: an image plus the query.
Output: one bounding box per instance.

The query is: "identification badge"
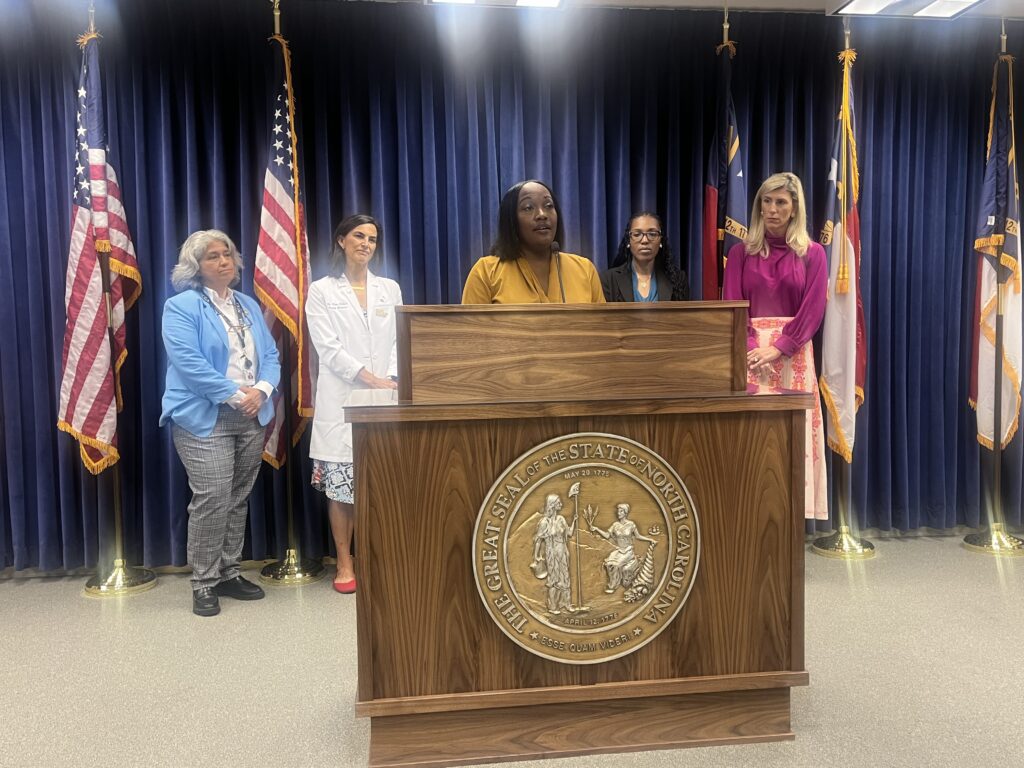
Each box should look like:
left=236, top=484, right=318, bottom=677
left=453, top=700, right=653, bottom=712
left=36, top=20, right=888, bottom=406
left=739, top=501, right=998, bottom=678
left=375, top=307, right=389, bottom=317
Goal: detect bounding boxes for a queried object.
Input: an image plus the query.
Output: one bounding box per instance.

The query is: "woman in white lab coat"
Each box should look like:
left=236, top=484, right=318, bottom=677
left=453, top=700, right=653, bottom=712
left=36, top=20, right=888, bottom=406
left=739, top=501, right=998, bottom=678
left=306, top=214, right=401, bottom=593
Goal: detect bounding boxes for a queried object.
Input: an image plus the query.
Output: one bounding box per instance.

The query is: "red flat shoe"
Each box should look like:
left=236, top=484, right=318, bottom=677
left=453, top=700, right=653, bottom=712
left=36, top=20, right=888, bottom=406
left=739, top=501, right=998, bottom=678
left=333, top=578, right=356, bottom=594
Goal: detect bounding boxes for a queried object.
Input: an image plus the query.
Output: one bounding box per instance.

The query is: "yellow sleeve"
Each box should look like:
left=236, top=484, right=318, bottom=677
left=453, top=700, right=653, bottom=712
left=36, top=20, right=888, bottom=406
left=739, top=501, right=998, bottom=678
left=588, top=260, right=606, bottom=303
left=461, top=259, right=494, bottom=304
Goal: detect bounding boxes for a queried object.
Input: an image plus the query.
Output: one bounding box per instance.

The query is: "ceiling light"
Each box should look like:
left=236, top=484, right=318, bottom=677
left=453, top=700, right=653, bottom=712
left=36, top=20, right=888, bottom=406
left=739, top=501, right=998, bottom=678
left=828, top=0, right=983, bottom=17
left=835, top=0, right=899, bottom=13
left=516, top=0, right=561, bottom=6
left=913, top=0, right=978, bottom=17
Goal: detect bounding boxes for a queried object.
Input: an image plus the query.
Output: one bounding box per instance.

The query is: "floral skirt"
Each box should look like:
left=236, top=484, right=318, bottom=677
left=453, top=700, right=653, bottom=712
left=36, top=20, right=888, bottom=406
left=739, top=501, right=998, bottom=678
left=750, top=317, right=828, bottom=521
left=311, top=459, right=355, bottom=504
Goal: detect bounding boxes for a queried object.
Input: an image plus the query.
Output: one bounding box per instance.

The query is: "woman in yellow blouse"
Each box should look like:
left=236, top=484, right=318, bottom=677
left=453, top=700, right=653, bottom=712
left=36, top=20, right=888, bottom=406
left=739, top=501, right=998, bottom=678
left=462, top=180, right=605, bottom=304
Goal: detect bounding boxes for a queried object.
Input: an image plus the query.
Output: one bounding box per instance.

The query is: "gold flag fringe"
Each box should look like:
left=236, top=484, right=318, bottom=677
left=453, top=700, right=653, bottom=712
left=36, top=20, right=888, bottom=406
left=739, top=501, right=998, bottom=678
left=76, top=31, right=100, bottom=49
left=57, top=420, right=120, bottom=475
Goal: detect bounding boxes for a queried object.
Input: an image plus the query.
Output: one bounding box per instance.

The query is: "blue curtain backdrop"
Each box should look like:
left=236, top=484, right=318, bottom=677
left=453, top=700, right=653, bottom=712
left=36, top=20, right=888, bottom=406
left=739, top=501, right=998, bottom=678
left=1, top=0, right=1022, bottom=571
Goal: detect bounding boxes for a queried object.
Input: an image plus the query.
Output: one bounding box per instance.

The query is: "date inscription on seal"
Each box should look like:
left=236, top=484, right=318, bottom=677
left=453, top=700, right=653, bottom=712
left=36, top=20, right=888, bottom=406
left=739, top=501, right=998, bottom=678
left=472, top=433, right=700, bottom=665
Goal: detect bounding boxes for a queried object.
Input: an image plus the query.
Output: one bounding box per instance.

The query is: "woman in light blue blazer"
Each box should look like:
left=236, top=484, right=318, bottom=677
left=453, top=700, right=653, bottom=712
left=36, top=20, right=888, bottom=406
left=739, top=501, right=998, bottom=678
left=161, top=229, right=280, bottom=617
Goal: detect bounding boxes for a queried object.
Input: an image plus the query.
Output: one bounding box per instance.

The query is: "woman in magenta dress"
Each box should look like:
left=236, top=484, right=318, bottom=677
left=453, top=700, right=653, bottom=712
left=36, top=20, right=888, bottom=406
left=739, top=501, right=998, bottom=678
left=723, top=172, right=827, bottom=520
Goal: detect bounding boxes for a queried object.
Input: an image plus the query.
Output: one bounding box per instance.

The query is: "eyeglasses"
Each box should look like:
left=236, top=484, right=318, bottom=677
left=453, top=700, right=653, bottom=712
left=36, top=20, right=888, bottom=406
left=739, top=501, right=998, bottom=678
left=201, top=251, right=233, bottom=262
left=629, top=230, right=662, bottom=242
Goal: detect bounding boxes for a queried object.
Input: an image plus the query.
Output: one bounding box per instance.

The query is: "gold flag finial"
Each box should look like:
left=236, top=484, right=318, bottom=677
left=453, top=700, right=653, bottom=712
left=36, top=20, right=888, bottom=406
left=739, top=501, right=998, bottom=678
left=1001, top=18, right=1007, bottom=54
left=77, top=2, right=100, bottom=48
left=272, top=0, right=281, bottom=36
left=716, top=2, right=737, bottom=57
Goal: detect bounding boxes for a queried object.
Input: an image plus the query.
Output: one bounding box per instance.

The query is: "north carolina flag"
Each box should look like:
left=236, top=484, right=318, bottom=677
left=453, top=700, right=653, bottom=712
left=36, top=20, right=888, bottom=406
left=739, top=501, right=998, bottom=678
left=970, top=53, right=1021, bottom=451
left=819, top=47, right=867, bottom=463
left=702, top=39, right=747, bottom=300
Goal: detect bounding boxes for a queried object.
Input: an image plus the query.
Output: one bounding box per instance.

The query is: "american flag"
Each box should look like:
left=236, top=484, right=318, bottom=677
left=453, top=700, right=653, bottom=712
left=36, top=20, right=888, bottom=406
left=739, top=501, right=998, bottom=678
left=57, top=31, right=141, bottom=475
left=819, top=47, right=867, bottom=463
left=254, top=35, right=315, bottom=468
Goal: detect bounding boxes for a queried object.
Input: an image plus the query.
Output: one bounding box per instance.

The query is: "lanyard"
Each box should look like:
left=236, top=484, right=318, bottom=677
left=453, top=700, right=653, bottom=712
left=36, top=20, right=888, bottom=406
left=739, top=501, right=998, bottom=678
left=199, top=290, right=254, bottom=373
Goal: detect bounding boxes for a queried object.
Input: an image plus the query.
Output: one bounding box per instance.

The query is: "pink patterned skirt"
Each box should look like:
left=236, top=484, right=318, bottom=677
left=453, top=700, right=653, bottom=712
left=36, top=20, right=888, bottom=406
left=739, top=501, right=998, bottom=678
left=750, top=317, right=828, bottom=520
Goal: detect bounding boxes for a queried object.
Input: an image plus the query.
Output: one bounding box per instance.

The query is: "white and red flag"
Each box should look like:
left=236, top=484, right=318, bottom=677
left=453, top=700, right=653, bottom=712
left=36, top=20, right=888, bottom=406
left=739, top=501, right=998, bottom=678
left=819, top=47, right=867, bottom=463
left=57, top=31, right=141, bottom=475
left=254, top=34, right=316, bottom=467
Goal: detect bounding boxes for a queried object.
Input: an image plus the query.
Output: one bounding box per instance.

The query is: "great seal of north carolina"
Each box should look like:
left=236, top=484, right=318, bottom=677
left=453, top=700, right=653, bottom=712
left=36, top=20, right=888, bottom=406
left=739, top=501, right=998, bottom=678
left=472, top=432, right=700, bottom=665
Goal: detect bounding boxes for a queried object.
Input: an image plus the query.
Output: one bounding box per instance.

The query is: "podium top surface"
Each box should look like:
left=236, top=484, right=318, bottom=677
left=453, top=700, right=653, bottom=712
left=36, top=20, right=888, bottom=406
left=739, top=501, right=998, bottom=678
left=398, top=301, right=748, bottom=314
left=344, top=389, right=814, bottom=423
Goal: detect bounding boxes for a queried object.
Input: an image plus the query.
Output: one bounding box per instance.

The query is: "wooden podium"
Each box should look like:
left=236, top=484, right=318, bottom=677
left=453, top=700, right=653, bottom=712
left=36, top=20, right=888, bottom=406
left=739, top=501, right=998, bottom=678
left=347, top=303, right=811, bottom=768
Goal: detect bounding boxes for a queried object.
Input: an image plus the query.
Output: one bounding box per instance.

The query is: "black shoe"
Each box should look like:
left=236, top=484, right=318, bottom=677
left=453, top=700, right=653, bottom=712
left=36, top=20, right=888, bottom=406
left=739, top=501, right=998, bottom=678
left=213, top=575, right=265, bottom=601
left=193, top=587, right=220, bottom=617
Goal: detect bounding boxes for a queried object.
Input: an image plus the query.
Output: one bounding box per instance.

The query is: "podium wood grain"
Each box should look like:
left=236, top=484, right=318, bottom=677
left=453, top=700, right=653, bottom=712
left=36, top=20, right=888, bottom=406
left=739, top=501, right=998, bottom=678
left=368, top=689, right=794, bottom=768
left=354, top=404, right=805, bottom=708
left=396, top=303, right=748, bottom=403
left=354, top=304, right=807, bottom=767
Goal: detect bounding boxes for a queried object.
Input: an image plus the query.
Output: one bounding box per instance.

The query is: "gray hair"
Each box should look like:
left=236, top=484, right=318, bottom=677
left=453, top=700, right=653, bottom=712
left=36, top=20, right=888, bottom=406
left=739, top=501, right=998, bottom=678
left=170, top=229, right=243, bottom=292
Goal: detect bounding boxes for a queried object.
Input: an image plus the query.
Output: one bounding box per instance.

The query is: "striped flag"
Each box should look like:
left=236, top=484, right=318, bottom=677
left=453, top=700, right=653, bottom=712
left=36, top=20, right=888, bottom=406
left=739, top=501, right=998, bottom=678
left=702, top=39, right=748, bottom=300
left=970, top=52, right=1021, bottom=450
left=57, top=31, right=141, bottom=475
left=819, top=47, right=867, bottom=463
left=254, top=34, right=316, bottom=468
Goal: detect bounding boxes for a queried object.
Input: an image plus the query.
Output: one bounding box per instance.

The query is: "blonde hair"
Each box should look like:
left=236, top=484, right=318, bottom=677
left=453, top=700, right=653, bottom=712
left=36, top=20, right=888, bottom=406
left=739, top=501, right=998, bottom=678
left=744, top=172, right=810, bottom=258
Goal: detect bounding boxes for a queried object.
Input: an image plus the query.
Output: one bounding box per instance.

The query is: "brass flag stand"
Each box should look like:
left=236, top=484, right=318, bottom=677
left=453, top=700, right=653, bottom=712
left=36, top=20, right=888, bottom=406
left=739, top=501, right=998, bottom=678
left=812, top=18, right=873, bottom=560
left=84, top=202, right=157, bottom=596
left=964, top=22, right=1024, bottom=558
left=812, top=457, right=874, bottom=560
left=259, top=0, right=324, bottom=585
left=260, top=329, right=326, bottom=586
left=84, top=467, right=157, bottom=596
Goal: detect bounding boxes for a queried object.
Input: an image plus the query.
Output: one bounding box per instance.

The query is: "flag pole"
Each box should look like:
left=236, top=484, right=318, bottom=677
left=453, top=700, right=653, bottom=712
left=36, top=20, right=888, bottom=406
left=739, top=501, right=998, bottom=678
left=84, top=249, right=157, bottom=596
left=964, top=22, right=1024, bottom=556
left=716, top=3, right=736, bottom=294
left=260, top=0, right=325, bottom=584
left=812, top=17, right=874, bottom=560
left=965, top=265, right=1024, bottom=554
left=78, top=5, right=155, bottom=596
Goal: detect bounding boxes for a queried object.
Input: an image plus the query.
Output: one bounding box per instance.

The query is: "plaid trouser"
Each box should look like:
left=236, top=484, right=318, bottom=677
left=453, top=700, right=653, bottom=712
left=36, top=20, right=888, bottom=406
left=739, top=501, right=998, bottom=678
left=172, top=406, right=264, bottom=591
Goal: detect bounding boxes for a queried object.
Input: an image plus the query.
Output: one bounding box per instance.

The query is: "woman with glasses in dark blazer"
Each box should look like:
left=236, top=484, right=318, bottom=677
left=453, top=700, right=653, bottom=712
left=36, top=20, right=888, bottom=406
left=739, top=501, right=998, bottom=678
left=601, top=212, right=688, bottom=302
